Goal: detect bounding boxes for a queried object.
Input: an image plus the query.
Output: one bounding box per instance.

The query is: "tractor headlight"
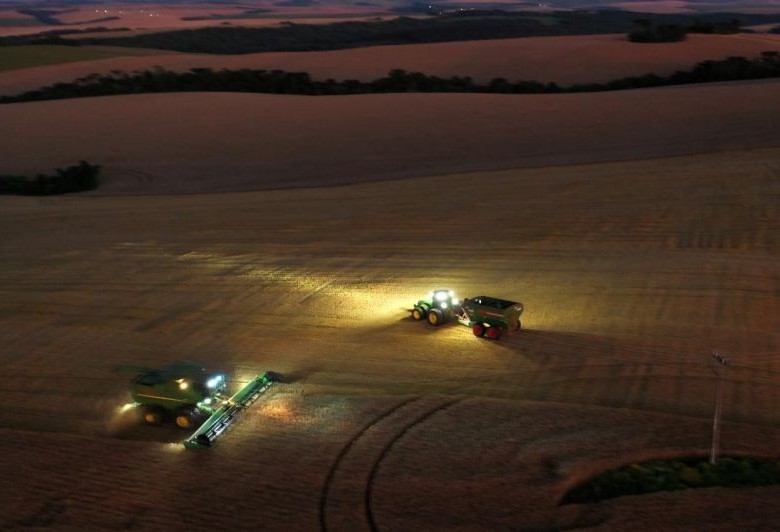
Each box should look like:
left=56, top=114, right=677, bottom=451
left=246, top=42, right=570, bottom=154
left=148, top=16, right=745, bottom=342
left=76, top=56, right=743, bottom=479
left=434, top=291, right=449, bottom=301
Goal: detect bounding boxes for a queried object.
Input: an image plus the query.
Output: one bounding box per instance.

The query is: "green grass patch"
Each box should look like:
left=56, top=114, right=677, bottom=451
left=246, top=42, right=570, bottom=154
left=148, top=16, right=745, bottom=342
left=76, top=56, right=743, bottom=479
left=0, top=45, right=135, bottom=73
left=562, top=456, right=780, bottom=504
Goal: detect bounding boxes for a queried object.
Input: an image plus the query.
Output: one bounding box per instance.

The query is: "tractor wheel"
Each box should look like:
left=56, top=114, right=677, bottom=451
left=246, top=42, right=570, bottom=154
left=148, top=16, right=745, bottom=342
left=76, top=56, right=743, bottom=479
left=174, top=407, right=202, bottom=430
left=486, top=326, right=503, bottom=340
left=411, top=307, right=424, bottom=321
left=472, top=323, right=486, bottom=337
left=140, top=405, right=164, bottom=426
left=427, top=309, right=443, bottom=326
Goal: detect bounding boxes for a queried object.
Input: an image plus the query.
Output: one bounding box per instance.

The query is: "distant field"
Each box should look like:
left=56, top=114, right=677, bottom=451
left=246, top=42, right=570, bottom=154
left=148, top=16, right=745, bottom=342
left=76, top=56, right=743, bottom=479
left=0, top=45, right=171, bottom=73
left=2, top=33, right=780, bottom=95
left=0, top=18, right=38, bottom=28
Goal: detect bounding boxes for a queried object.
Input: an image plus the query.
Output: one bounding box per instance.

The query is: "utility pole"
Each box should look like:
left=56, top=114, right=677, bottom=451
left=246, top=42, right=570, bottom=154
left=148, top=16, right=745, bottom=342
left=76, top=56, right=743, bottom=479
left=710, top=351, right=728, bottom=465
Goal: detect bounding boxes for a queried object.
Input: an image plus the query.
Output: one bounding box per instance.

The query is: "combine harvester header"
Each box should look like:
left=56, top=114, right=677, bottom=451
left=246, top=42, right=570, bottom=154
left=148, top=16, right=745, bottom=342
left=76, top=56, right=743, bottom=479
left=125, top=361, right=278, bottom=449
left=184, top=371, right=275, bottom=449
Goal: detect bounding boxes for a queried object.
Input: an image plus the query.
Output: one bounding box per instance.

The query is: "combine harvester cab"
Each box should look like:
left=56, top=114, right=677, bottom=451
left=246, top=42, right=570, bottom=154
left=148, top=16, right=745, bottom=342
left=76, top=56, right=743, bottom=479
left=127, top=361, right=277, bottom=449
left=411, top=289, right=523, bottom=340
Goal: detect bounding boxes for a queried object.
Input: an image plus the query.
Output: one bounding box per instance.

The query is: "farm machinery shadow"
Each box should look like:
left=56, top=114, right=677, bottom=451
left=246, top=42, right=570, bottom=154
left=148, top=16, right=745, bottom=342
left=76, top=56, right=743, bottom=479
left=107, top=407, right=186, bottom=444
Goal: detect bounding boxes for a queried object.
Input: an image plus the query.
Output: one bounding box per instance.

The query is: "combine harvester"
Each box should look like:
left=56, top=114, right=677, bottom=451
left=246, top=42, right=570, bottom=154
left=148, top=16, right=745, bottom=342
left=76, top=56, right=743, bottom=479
left=126, top=361, right=277, bottom=449
left=411, top=289, right=524, bottom=340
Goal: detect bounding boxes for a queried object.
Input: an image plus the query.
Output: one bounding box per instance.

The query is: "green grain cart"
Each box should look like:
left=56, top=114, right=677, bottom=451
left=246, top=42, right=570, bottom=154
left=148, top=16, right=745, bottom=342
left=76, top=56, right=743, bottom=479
left=127, top=361, right=277, bottom=449
left=411, top=289, right=524, bottom=340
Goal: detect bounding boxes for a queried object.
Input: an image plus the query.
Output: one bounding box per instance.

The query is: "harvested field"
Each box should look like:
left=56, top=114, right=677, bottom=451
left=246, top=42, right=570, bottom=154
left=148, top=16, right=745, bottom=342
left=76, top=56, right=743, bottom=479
left=0, top=45, right=169, bottom=73
left=1, top=151, right=780, bottom=527
left=1, top=106, right=780, bottom=527
left=1, top=18, right=780, bottom=526
left=2, top=80, right=780, bottom=194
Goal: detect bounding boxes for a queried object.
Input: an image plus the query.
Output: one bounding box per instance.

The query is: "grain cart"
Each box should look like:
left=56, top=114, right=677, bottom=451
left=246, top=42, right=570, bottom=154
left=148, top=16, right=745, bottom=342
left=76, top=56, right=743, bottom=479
left=411, top=289, right=524, bottom=340
left=128, top=361, right=277, bottom=449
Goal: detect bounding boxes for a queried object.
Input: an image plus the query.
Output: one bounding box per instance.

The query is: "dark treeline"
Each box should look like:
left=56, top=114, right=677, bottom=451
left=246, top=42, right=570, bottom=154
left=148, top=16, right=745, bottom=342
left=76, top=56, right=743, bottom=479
left=2, top=52, right=779, bottom=104
left=69, top=10, right=780, bottom=54
left=628, top=18, right=742, bottom=43
left=0, top=161, right=101, bottom=195
left=76, top=14, right=597, bottom=53
left=4, top=11, right=779, bottom=53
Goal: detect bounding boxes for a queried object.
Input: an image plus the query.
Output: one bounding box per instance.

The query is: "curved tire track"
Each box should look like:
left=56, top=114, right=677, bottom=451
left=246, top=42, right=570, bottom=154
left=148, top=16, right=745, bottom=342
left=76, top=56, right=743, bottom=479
left=319, top=395, right=462, bottom=532
left=365, top=397, right=463, bottom=532
left=319, top=395, right=421, bottom=532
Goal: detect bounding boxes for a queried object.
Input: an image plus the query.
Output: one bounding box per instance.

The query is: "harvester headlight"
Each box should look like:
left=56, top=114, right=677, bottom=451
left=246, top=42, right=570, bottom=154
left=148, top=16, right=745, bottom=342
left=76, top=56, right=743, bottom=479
left=206, top=374, right=224, bottom=389
left=177, top=379, right=189, bottom=390
left=203, top=397, right=212, bottom=405
left=117, top=402, right=137, bottom=414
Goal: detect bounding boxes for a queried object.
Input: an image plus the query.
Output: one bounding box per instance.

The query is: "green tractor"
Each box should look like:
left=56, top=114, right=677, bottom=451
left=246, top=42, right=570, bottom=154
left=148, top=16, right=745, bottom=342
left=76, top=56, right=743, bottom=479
left=411, top=289, right=524, bottom=340
left=128, top=361, right=277, bottom=448
left=410, top=289, right=460, bottom=326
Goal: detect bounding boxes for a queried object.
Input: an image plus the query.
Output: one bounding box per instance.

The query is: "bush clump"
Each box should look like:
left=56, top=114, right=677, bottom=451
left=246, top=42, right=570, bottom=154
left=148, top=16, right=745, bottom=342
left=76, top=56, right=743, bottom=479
left=629, top=22, right=687, bottom=43
left=563, top=457, right=780, bottom=504
left=0, top=161, right=101, bottom=195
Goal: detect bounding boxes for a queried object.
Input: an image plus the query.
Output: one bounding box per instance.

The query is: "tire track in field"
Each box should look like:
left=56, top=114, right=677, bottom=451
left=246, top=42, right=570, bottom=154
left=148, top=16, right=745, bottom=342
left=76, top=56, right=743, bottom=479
left=319, top=395, right=461, bottom=532
left=365, top=396, right=463, bottom=532
left=319, top=396, right=420, bottom=532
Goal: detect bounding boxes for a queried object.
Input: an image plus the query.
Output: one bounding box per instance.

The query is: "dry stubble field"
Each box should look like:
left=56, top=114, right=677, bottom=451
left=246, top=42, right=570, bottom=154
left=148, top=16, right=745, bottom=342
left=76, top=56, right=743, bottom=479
left=1, top=141, right=779, bottom=528
left=1, top=16, right=780, bottom=527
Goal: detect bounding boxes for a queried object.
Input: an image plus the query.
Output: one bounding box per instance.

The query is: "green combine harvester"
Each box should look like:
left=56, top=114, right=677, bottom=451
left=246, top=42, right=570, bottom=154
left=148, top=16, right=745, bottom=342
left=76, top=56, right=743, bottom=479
left=127, top=361, right=277, bottom=449
left=411, top=289, right=524, bottom=340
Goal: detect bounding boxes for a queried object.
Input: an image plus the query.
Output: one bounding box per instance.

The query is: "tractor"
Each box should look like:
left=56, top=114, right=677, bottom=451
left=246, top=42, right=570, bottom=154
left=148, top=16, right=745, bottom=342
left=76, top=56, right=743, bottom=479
left=411, top=289, right=524, bottom=340
left=410, top=289, right=460, bottom=326
left=127, top=361, right=277, bottom=448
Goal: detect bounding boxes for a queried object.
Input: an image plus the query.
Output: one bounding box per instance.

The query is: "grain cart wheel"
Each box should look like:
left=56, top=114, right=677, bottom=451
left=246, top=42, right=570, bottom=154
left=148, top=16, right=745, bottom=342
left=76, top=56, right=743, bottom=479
left=472, top=323, right=486, bottom=337
left=427, top=308, right=443, bottom=326
left=486, top=326, right=503, bottom=340
left=174, top=407, right=201, bottom=429
left=411, top=307, right=424, bottom=321
left=140, top=405, right=164, bottom=426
